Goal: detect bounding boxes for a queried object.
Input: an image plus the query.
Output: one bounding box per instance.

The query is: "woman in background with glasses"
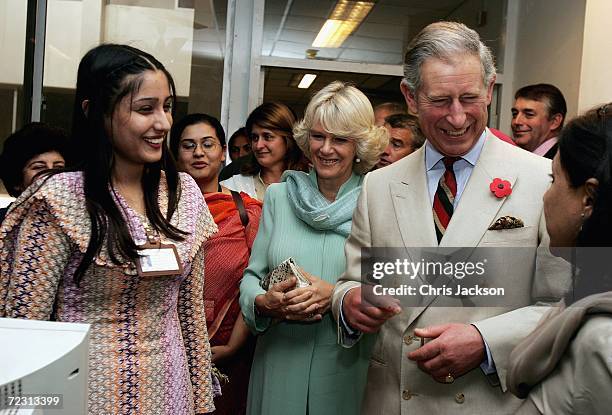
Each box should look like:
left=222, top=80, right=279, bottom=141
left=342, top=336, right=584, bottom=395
left=220, top=102, right=308, bottom=201
left=171, top=113, right=262, bottom=415
left=239, top=82, right=388, bottom=415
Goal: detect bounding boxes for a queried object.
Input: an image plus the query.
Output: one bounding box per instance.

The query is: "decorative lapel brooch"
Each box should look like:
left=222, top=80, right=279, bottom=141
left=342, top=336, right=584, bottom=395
left=488, top=215, right=524, bottom=230
left=490, top=177, right=512, bottom=198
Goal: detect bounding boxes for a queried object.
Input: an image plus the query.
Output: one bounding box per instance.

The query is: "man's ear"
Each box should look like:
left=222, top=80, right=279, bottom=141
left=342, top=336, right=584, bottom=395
left=81, top=99, right=89, bottom=117
left=582, top=177, right=599, bottom=220
left=401, top=81, right=418, bottom=114
left=549, top=113, right=563, bottom=132
left=485, top=75, right=496, bottom=106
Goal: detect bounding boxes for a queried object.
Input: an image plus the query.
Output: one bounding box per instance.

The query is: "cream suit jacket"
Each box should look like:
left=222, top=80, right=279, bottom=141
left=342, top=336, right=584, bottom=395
left=332, top=133, right=570, bottom=415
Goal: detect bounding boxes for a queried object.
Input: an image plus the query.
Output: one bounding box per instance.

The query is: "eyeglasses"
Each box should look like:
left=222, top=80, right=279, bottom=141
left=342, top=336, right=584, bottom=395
left=179, top=139, right=221, bottom=153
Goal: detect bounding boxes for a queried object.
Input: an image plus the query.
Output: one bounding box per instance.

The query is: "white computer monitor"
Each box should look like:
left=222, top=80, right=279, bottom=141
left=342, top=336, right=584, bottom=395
left=0, top=318, right=90, bottom=415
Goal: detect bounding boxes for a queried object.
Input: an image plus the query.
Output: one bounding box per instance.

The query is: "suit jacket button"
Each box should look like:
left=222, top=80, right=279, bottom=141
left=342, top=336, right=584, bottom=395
left=455, top=393, right=465, bottom=404
left=403, top=334, right=414, bottom=345
left=402, top=390, right=412, bottom=400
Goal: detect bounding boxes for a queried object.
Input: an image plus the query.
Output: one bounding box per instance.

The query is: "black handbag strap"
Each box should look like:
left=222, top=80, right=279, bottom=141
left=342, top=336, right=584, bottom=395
left=230, top=190, right=249, bottom=228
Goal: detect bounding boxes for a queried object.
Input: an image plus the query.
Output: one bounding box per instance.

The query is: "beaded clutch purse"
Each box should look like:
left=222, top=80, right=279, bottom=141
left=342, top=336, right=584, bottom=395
left=260, top=257, right=311, bottom=290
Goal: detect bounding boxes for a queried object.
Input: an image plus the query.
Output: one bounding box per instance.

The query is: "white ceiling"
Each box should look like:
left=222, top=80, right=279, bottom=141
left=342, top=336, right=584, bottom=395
left=261, top=0, right=472, bottom=64
left=111, top=0, right=504, bottom=68
left=108, top=0, right=507, bottom=112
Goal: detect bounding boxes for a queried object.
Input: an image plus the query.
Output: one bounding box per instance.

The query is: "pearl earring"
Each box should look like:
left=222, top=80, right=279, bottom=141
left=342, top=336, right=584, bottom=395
left=355, top=157, right=361, bottom=163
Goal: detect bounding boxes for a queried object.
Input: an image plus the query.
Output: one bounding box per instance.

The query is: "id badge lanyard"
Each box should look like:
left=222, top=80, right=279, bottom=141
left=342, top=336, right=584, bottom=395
left=136, top=225, right=184, bottom=278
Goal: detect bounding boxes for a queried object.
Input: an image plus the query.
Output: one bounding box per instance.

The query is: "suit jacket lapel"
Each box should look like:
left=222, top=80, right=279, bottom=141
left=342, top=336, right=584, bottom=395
left=390, top=147, right=438, bottom=248
left=404, top=134, right=518, bottom=327
left=441, top=134, right=517, bottom=248
left=388, top=149, right=438, bottom=326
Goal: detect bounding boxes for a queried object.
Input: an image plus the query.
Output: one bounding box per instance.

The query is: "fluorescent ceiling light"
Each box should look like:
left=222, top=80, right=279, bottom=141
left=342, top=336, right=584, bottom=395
left=312, top=1, right=374, bottom=48
left=312, top=20, right=358, bottom=48
left=298, top=74, right=317, bottom=89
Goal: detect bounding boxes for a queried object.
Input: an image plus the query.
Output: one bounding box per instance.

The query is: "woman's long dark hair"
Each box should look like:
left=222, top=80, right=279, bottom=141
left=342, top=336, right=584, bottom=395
left=240, top=102, right=308, bottom=175
left=70, top=44, right=187, bottom=284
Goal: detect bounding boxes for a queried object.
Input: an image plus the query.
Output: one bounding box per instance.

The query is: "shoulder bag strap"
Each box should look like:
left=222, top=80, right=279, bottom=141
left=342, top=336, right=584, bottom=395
left=230, top=190, right=249, bottom=228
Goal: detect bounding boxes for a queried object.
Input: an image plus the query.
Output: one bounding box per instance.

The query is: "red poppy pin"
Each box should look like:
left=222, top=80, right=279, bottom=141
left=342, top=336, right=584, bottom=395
left=490, top=178, right=512, bottom=198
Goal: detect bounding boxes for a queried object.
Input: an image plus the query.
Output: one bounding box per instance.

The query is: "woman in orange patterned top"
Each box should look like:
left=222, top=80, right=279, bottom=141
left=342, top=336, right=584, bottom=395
left=171, top=113, right=262, bottom=415
left=0, top=44, right=216, bottom=414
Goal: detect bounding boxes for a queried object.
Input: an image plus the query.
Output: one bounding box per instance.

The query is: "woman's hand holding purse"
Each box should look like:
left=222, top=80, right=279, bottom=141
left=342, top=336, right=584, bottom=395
left=282, top=270, right=334, bottom=321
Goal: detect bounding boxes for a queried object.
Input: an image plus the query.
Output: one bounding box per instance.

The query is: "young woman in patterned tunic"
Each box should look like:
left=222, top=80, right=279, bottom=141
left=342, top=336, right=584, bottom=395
left=0, top=44, right=216, bottom=414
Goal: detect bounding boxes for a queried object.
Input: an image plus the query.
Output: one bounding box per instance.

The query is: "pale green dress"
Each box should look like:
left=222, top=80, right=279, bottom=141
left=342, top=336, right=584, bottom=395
left=239, top=170, right=374, bottom=415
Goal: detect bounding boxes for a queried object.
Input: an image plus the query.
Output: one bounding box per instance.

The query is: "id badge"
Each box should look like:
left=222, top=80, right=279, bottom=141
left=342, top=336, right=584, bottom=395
left=136, top=241, right=184, bottom=277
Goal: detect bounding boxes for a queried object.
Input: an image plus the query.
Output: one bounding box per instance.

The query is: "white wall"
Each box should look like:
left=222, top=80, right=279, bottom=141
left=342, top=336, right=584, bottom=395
left=0, top=0, right=27, bottom=85
left=446, top=0, right=507, bottom=72
left=578, top=0, right=612, bottom=112
left=44, top=1, right=84, bottom=89
left=2, top=1, right=195, bottom=96
left=104, top=5, right=195, bottom=96
left=513, top=0, right=586, bottom=122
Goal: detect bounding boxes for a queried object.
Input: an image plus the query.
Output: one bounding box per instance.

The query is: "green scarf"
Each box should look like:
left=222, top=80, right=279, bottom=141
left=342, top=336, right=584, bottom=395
left=283, top=169, right=363, bottom=238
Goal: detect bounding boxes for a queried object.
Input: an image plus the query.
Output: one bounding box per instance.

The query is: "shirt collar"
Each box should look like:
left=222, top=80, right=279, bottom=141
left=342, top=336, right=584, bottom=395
left=533, top=137, right=558, bottom=157
left=425, top=128, right=488, bottom=171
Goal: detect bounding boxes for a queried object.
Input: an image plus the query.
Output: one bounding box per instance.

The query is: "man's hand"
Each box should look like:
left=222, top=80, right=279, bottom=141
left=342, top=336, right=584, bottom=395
left=342, top=286, right=402, bottom=333
left=407, top=323, right=486, bottom=382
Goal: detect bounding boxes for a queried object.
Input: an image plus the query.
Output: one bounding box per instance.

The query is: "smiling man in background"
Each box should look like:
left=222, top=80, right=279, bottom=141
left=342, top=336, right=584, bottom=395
left=511, top=83, right=567, bottom=159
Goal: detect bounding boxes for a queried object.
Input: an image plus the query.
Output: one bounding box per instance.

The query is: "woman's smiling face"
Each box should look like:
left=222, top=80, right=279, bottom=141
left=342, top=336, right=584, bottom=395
left=308, top=122, right=356, bottom=184
left=250, top=124, right=288, bottom=170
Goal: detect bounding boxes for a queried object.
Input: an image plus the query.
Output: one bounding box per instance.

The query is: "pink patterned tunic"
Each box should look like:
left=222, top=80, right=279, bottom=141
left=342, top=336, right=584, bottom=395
left=0, top=172, right=217, bottom=414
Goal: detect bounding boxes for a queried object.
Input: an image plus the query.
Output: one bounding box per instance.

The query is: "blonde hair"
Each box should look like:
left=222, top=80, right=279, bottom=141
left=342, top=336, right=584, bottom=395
left=294, top=81, right=388, bottom=174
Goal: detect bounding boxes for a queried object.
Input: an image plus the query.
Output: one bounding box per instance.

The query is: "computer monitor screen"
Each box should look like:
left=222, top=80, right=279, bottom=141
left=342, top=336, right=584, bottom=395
left=0, top=318, right=90, bottom=414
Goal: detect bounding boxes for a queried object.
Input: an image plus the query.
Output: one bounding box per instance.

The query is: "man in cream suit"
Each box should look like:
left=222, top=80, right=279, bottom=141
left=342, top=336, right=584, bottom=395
left=332, top=22, right=569, bottom=414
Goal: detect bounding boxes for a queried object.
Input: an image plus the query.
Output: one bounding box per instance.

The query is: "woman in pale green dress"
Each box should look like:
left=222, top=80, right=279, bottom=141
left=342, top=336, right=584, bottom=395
left=239, top=81, right=388, bottom=415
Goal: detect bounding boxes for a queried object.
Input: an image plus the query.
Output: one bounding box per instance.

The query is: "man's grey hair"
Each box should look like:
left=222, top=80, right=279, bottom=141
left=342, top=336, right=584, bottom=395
left=402, top=21, right=496, bottom=93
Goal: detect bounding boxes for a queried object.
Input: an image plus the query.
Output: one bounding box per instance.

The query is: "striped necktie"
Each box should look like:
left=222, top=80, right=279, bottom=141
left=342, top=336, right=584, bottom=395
left=433, top=157, right=459, bottom=243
